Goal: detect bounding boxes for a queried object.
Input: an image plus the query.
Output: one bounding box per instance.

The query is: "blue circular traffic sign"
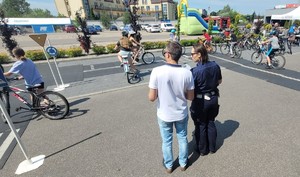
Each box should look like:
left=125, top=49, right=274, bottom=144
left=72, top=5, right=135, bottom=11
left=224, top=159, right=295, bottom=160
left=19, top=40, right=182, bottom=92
left=46, top=46, right=58, bottom=57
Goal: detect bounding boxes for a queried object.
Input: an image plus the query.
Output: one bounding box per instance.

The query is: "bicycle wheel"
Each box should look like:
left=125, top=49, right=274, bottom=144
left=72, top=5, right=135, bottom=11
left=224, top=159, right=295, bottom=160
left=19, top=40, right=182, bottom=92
left=271, top=55, right=286, bottom=69
left=287, top=41, right=292, bottom=54
left=142, top=52, right=155, bottom=64
left=127, top=72, right=141, bottom=84
left=250, top=51, right=263, bottom=65
left=36, top=91, right=69, bottom=120
left=220, top=44, right=230, bottom=55
left=207, top=43, right=217, bottom=54
left=234, top=46, right=242, bottom=58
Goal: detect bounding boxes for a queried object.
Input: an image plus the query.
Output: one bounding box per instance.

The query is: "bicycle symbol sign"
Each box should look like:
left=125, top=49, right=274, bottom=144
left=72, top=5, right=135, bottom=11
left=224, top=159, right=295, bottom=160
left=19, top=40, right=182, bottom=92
left=46, top=46, right=58, bottom=57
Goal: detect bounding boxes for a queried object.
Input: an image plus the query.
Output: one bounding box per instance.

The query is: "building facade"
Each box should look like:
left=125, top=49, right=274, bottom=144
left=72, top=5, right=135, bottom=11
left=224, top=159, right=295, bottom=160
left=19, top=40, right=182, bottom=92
left=55, top=0, right=177, bottom=21
left=130, top=0, right=177, bottom=21
left=55, top=0, right=125, bottom=20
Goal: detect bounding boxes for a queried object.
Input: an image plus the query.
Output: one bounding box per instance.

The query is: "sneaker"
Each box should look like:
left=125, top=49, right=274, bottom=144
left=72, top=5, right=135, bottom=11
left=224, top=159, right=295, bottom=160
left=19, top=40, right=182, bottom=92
left=265, top=65, right=272, bottom=69
left=162, top=159, right=172, bottom=174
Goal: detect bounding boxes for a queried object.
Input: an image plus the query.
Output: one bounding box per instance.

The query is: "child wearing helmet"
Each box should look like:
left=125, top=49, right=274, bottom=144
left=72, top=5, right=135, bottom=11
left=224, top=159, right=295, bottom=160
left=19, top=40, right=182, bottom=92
left=114, top=31, right=139, bottom=72
left=169, top=29, right=178, bottom=42
left=261, top=31, right=279, bottom=69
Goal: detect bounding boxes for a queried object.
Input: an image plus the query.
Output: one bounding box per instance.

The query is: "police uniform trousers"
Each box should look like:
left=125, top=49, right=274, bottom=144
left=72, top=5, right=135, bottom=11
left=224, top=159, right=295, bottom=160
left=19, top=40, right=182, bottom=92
left=190, top=95, right=219, bottom=154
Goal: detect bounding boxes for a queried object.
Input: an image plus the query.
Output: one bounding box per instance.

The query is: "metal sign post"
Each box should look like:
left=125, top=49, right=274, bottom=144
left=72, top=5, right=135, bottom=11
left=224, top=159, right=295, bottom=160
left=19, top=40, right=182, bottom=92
left=46, top=39, right=70, bottom=89
left=0, top=100, right=45, bottom=174
left=29, top=34, right=64, bottom=91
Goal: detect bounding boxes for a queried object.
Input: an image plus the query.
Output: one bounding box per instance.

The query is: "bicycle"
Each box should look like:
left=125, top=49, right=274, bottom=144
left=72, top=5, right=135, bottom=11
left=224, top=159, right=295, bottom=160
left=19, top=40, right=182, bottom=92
left=121, top=54, right=141, bottom=84
left=198, top=37, right=217, bottom=54
left=0, top=79, right=70, bottom=122
left=220, top=39, right=242, bottom=58
left=250, top=44, right=286, bottom=69
left=132, top=45, right=155, bottom=65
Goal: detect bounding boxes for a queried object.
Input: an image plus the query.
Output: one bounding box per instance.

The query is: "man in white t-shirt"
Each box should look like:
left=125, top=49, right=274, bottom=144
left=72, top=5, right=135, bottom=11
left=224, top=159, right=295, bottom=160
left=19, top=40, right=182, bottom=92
left=148, top=42, right=194, bottom=174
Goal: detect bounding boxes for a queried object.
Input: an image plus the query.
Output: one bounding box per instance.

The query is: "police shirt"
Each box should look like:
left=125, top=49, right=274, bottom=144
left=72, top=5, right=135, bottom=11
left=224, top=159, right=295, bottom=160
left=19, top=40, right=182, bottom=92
left=191, top=61, right=222, bottom=95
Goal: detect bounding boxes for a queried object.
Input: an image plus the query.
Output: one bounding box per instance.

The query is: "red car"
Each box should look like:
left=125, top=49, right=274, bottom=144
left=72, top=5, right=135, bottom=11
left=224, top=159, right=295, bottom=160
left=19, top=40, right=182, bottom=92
left=64, top=25, right=77, bottom=33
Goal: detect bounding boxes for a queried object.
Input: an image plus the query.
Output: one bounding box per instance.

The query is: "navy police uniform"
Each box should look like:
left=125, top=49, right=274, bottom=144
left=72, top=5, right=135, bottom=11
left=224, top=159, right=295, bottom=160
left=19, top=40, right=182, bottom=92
left=190, top=61, right=222, bottom=155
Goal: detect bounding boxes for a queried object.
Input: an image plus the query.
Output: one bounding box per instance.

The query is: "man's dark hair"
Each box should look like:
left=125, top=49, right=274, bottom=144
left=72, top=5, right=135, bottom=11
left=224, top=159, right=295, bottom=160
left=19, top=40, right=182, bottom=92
left=192, top=43, right=209, bottom=64
left=166, top=42, right=182, bottom=62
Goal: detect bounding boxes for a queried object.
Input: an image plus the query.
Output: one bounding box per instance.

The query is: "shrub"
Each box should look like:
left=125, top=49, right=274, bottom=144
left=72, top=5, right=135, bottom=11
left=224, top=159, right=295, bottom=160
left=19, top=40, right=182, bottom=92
left=26, top=50, right=46, bottom=61
left=180, top=39, right=198, bottom=46
left=65, top=47, right=83, bottom=57
left=57, top=48, right=68, bottom=58
left=106, top=43, right=118, bottom=53
left=0, top=53, right=11, bottom=63
left=92, top=45, right=106, bottom=55
left=141, top=41, right=153, bottom=50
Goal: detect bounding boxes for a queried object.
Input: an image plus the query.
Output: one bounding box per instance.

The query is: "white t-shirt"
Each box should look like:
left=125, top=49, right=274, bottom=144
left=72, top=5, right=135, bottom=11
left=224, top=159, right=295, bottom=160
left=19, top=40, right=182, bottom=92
left=149, top=64, right=194, bottom=122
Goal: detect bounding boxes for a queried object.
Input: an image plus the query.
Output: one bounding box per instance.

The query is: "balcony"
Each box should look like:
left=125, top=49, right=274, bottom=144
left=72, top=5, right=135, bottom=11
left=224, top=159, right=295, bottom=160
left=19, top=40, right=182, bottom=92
left=94, top=5, right=125, bottom=12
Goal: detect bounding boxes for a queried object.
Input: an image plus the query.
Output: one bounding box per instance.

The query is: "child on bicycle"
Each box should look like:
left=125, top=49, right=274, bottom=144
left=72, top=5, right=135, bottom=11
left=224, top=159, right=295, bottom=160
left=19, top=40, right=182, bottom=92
left=4, top=47, right=44, bottom=94
left=128, top=30, right=142, bottom=64
left=261, top=31, right=280, bottom=69
left=114, top=31, right=139, bottom=73
left=169, top=29, right=178, bottom=42
left=202, top=29, right=212, bottom=44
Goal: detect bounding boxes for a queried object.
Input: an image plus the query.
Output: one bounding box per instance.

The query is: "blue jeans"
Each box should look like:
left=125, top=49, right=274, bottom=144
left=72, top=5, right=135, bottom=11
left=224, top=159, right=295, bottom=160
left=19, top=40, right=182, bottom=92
left=157, top=116, right=188, bottom=169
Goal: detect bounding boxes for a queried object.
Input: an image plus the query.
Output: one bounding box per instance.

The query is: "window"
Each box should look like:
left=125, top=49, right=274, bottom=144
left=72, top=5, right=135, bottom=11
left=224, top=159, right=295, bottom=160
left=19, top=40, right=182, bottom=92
left=146, top=6, right=150, bottom=11
left=142, top=0, right=144, bottom=5
left=145, top=0, right=148, bottom=5
left=155, top=5, right=159, bottom=11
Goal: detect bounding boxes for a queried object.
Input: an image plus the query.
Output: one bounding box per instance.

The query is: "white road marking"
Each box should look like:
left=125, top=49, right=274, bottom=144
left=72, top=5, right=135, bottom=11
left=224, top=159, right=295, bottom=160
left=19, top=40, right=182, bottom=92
left=90, top=65, right=95, bottom=70
left=0, top=129, right=20, bottom=160
left=212, top=55, right=300, bottom=82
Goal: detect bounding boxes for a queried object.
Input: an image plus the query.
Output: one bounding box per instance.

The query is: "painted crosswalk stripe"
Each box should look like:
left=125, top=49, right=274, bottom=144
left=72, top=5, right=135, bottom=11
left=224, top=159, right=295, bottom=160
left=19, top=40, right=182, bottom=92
left=0, top=129, right=20, bottom=160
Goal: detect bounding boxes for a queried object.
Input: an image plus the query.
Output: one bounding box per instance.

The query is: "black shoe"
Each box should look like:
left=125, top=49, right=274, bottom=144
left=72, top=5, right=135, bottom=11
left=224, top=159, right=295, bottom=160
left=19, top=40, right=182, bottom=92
left=265, top=65, right=272, bottom=69
left=120, top=63, right=123, bottom=67
left=200, top=152, right=208, bottom=156
left=210, top=151, right=216, bottom=154
left=194, top=146, right=200, bottom=154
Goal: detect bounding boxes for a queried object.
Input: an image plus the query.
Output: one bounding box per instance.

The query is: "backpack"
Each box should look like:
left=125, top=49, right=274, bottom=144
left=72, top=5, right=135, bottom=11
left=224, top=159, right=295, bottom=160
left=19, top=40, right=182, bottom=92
left=119, top=37, right=132, bottom=49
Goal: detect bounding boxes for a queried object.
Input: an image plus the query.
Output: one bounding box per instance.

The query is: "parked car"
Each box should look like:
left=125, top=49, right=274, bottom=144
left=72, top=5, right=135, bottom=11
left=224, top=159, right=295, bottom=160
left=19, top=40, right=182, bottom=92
left=146, top=24, right=161, bottom=33
left=64, top=25, right=77, bottom=33
left=86, top=26, right=97, bottom=34
left=160, top=23, right=175, bottom=32
left=141, top=24, right=149, bottom=30
left=109, top=25, right=118, bottom=31
left=123, top=24, right=133, bottom=32
left=94, top=25, right=102, bottom=32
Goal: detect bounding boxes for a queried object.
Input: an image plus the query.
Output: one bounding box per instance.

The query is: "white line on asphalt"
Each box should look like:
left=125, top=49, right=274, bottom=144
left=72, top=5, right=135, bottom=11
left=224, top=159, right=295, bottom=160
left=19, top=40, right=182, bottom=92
left=0, top=129, right=20, bottom=160
left=0, top=132, right=2, bottom=138
left=212, top=55, right=300, bottom=82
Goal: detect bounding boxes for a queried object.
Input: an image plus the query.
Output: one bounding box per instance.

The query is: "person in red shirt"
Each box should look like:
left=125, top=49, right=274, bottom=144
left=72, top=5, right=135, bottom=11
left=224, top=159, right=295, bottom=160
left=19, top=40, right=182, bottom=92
left=202, top=29, right=212, bottom=43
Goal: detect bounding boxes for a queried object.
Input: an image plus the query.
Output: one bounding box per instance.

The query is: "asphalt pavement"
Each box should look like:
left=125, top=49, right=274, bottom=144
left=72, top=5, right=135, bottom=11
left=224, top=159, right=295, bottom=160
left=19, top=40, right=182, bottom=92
left=0, top=47, right=299, bottom=176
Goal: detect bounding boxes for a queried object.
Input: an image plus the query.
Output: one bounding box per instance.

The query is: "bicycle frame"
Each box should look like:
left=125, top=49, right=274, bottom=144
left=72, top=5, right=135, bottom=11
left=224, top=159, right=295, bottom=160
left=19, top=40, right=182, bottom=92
left=8, top=86, right=37, bottom=111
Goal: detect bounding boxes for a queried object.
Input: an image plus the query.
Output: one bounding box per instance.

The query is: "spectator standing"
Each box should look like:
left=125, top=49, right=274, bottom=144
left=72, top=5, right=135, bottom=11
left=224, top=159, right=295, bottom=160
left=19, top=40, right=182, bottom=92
left=190, top=44, right=222, bottom=156
left=148, top=42, right=194, bottom=174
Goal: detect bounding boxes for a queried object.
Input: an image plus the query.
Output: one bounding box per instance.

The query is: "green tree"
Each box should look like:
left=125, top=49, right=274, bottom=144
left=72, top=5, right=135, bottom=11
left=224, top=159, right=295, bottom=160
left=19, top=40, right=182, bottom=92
left=0, top=0, right=30, bottom=17
left=217, top=5, right=239, bottom=24
left=57, top=13, right=67, bottom=18
left=123, top=11, right=131, bottom=25
left=100, top=12, right=111, bottom=29
left=25, top=8, right=53, bottom=18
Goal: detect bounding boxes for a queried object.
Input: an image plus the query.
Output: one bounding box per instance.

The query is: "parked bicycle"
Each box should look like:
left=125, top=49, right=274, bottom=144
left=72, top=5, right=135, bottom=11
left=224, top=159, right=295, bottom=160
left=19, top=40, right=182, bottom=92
left=132, top=45, right=155, bottom=65
left=121, top=54, right=140, bottom=84
left=250, top=44, right=286, bottom=69
left=0, top=78, right=70, bottom=122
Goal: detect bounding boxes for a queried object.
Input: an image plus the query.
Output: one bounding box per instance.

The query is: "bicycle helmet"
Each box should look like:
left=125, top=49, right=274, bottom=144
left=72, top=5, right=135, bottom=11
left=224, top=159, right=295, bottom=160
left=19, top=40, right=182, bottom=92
left=122, top=31, right=128, bottom=36
left=171, top=29, right=176, bottom=33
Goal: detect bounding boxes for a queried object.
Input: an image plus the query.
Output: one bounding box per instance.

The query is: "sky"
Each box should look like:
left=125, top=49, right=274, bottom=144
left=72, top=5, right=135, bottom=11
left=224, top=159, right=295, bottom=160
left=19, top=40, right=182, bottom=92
left=26, top=0, right=300, bottom=16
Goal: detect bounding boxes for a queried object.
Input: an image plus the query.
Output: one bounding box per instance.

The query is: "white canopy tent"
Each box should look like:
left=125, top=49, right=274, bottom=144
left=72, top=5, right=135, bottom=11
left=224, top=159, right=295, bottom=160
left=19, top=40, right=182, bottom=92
left=271, top=7, right=300, bottom=20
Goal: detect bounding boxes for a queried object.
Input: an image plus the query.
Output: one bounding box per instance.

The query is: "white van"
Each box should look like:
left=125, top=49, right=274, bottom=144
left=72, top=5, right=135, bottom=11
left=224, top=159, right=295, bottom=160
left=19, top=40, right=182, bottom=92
left=160, top=23, right=175, bottom=32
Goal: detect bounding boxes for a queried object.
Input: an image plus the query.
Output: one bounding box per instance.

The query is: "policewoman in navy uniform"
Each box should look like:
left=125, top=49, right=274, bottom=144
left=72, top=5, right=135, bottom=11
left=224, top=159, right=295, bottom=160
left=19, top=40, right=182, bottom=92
left=190, top=43, right=222, bottom=155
